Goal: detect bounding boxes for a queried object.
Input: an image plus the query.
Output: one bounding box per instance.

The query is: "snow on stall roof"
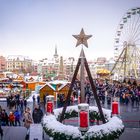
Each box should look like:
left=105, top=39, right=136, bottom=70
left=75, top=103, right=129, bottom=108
left=39, top=82, right=55, bottom=91
left=7, top=55, right=30, bottom=61
left=78, top=103, right=89, bottom=107
left=48, top=80, right=69, bottom=85
left=58, top=83, right=69, bottom=91
left=47, top=95, right=54, bottom=98
left=39, top=80, right=70, bottom=91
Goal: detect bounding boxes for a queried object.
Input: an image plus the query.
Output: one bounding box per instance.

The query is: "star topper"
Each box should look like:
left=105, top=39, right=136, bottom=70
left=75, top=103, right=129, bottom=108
left=72, top=28, right=92, bottom=48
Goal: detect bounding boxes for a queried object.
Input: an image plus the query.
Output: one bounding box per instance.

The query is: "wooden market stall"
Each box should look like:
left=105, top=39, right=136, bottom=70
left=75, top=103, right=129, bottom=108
left=39, top=80, right=70, bottom=102
left=97, top=69, right=110, bottom=79
left=26, top=82, right=38, bottom=91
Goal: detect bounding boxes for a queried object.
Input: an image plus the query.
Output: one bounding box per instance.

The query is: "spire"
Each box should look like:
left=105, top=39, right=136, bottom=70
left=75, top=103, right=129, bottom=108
left=54, top=45, right=58, bottom=59
left=58, top=56, right=65, bottom=80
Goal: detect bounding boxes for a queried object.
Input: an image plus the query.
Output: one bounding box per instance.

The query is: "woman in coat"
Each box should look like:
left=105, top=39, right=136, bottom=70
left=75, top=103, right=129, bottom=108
left=24, top=107, right=33, bottom=129
left=23, top=107, right=33, bottom=140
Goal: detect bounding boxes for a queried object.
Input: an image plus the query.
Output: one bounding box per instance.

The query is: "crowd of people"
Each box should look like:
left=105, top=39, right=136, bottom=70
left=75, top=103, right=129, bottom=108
left=70, top=79, right=140, bottom=107
left=6, top=93, right=27, bottom=113
left=0, top=93, right=43, bottom=140
left=0, top=79, right=140, bottom=139
left=99, top=80, right=140, bottom=107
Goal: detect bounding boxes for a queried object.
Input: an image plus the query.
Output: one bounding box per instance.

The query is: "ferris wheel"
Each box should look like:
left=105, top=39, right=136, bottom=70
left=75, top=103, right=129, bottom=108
left=114, top=7, right=140, bottom=59
left=112, top=7, right=140, bottom=79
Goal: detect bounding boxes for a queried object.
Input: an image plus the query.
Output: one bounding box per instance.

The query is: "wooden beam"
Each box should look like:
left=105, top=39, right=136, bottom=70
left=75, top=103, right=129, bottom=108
left=84, top=57, right=106, bottom=123
left=59, top=58, right=81, bottom=122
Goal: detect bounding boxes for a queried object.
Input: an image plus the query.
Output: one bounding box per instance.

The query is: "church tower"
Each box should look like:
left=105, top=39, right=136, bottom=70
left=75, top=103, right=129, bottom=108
left=58, top=56, right=65, bottom=80
left=53, top=45, right=58, bottom=59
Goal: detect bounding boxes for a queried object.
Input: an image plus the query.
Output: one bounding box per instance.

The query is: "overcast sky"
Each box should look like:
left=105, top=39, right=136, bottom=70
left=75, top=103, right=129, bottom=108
left=0, top=0, right=140, bottom=61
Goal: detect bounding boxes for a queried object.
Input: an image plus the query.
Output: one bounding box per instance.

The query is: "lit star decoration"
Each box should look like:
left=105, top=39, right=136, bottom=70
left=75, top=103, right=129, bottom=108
left=72, top=28, right=92, bottom=48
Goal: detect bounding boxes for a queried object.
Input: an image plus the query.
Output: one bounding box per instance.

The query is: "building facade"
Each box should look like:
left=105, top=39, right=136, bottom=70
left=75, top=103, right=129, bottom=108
left=6, top=55, right=32, bottom=74
left=0, top=56, right=6, bottom=72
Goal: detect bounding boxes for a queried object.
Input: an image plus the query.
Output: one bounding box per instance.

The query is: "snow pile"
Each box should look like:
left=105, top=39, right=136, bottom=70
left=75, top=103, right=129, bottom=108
left=27, top=91, right=39, bottom=102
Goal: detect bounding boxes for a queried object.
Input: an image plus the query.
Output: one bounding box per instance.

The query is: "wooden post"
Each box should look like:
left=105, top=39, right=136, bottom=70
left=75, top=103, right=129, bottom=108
left=80, top=48, right=85, bottom=103
left=84, top=57, right=106, bottom=123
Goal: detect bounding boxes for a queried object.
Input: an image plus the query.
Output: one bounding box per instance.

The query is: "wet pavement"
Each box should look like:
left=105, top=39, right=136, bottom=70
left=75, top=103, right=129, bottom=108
left=119, top=128, right=140, bottom=140
left=1, top=126, right=50, bottom=140
left=0, top=99, right=50, bottom=140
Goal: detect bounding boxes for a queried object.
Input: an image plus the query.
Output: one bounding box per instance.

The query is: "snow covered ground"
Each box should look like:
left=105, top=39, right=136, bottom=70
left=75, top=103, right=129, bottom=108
left=27, top=91, right=39, bottom=102
left=0, top=97, right=6, bottom=101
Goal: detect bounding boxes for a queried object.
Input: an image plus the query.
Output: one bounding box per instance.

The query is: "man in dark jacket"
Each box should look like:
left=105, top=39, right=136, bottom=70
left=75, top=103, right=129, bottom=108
left=32, top=105, right=43, bottom=123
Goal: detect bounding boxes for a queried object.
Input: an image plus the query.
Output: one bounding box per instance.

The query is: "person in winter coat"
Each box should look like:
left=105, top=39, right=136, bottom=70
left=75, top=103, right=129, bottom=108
left=20, top=99, right=24, bottom=113
left=32, top=105, right=43, bottom=123
left=14, top=110, right=21, bottom=126
left=24, top=99, right=27, bottom=110
left=9, top=112, right=15, bottom=126
left=23, top=107, right=33, bottom=140
left=23, top=107, right=33, bottom=129
left=32, top=95, right=35, bottom=103
left=37, top=95, right=40, bottom=105
left=1, top=109, right=9, bottom=126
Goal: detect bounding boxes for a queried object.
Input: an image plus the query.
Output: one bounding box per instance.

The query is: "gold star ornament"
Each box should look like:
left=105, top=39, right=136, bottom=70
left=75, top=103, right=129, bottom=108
left=72, top=28, right=92, bottom=48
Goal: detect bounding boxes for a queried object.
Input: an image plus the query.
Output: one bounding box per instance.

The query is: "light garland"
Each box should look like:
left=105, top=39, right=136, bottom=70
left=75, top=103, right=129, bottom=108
left=42, top=105, right=124, bottom=140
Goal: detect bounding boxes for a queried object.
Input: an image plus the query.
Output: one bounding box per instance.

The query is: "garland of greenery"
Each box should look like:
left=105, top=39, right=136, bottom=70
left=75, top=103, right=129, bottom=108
left=42, top=106, right=124, bottom=140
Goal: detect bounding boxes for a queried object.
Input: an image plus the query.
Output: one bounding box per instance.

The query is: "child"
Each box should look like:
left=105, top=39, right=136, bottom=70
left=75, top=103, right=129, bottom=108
left=9, top=112, right=15, bottom=126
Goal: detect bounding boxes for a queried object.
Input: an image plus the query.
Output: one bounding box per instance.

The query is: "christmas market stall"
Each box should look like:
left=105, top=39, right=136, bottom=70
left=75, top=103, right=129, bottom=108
left=97, top=69, right=110, bottom=79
